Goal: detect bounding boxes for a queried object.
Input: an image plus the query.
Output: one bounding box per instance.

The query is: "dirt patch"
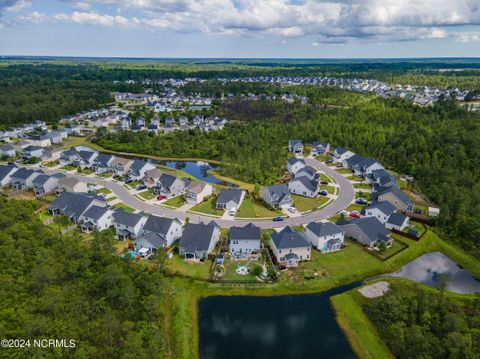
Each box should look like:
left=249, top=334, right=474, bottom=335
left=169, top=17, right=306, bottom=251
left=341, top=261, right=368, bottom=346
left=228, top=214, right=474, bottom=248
left=358, top=281, right=390, bottom=298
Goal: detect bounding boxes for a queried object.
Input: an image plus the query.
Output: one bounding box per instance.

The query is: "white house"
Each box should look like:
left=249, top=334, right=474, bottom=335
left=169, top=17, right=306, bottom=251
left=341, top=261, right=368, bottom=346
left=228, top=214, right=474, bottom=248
left=305, top=222, right=344, bottom=253
left=112, top=209, right=147, bottom=240
left=364, top=201, right=397, bottom=224
left=288, top=140, right=304, bottom=154
left=385, top=213, right=410, bottom=231
left=229, top=223, right=261, bottom=255
left=141, top=215, right=182, bottom=247
left=270, top=226, right=311, bottom=268
left=287, top=157, right=306, bottom=174
left=288, top=176, right=319, bottom=198
left=331, top=147, right=355, bottom=165
left=184, top=182, right=213, bottom=204
left=129, top=160, right=155, bottom=181
left=80, top=206, right=114, bottom=233
left=0, top=164, right=18, bottom=188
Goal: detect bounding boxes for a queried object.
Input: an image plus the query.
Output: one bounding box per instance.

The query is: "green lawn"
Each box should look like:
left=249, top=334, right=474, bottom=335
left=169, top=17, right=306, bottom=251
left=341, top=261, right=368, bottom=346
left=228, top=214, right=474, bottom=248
left=162, top=196, right=186, bottom=208
left=189, top=196, right=224, bottom=216
left=221, top=259, right=263, bottom=282
left=112, top=202, right=135, bottom=213
left=320, top=173, right=333, bottom=183
left=77, top=168, right=94, bottom=175
left=291, top=194, right=330, bottom=212
left=138, top=188, right=156, bottom=200
left=356, top=191, right=372, bottom=201
left=97, top=172, right=112, bottom=178
left=346, top=203, right=365, bottom=212
left=369, top=240, right=408, bottom=260
left=60, top=164, right=76, bottom=171
left=315, top=154, right=330, bottom=162
left=126, top=180, right=143, bottom=189
left=320, top=184, right=335, bottom=194
left=336, top=168, right=353, bottom=174
left=331, top=290, right=395, bottom=359
left=44, top=160, right=59, bottom=167
left=38, top=209, right=54, bottom=223
left=236, top=198, right=280, bottom=218
left=43, top=194, right=56, bottom=202
left=164, top=254, right=212, bottom=280
left=346, top=175, right=364, bottom=181
left=106, top=196, right=117, bottom=202
left=96, top=187, right=112, bottom=195
left=403, top=221, right=427, bottom=236
left=353, top=183, right=372, bottom=190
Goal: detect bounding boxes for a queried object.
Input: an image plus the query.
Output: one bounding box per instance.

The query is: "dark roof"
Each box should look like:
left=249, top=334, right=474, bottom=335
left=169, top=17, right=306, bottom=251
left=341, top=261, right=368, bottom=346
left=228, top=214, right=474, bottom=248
left=365, top=201, right=397, bottom=217
left=113, top=209, right=144, bottom=227
left=387, top=213, right=408, bottom=226
left=287, top=157, right=305, bottom=166
left=377, top=185, right=413, bottom=206
left=95, top=153, right=114, bottom=166
left=143, top=215, right=177, bottom=235
left=284, top=252, right=299, bottom=260
left=0, top=164, right=17, bottom=180
left=32, top=174, right=51, bottom=186
left=339, top=217, right=390, bottom=244
left=291, top=176, right=319, bottom=192
left=264, top=183, right=290, bottom=197
left=78, top=150, right=96, bottom=162
left=294, top=166, right=317, bottom=178
left=61, top=149, right=78, bottom=157
left=49, top=192, right=102, bottom=219
left=229, top=223, right=261, bottom=242
left=0, top=144, right=14, bottom=152
left=11, top=167, right=40, bottom=180
left=334, top=147, right=348, bottom=156
left=312, top=141, right=328, bottom=149
left=217, top=188, right=242, bottom=205
left=158, top=173, right=179, bottom=188
left=130, top=159, right=148, bottom=173
left=23, top=145, right=43, bottom=152
left=82, top=205, right=110, bottom=220
left=306, top=222, right=344, bottom=237
left=289, top=139, right=303, bottom=146
left=136, top=232, right=166, bottom=248
left=179, top=223, right=217, bottom=252
left=271, top=226, right=310, bottom=249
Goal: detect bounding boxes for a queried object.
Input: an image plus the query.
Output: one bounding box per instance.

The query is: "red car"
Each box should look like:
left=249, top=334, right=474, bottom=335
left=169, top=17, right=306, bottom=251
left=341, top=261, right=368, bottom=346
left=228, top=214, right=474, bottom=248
left=349, top=210, right=361, bottom=219
left=156, top=195, right=167, bottom=201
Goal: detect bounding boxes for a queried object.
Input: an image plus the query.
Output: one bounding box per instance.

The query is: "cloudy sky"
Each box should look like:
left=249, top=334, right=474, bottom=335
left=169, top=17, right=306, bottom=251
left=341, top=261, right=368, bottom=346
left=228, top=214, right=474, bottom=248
left=0, top=0, right=480, bottom=58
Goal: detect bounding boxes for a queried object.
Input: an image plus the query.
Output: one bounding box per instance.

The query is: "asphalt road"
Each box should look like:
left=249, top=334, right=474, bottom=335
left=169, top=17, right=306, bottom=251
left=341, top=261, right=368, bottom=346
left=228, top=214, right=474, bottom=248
left=35, top=157, right=355, bottom=229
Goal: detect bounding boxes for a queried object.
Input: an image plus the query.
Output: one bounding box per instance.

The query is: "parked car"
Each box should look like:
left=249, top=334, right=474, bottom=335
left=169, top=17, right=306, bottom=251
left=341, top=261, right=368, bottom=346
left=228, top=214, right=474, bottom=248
left=288, top=207, right=296, bottom=213
left=124, top=178, right=132, bottom=184
left=156, top=195, right=167, bottom=201
left=319, top=190, right=328, bottom=196
left=355, top=198, right=368, bottom=205
left=136, top=184, right=147, bottom=191
left=272, top=216, right=285, bottom=222
left=349, top=210, right=361, bottom=219
left=320, top=181, right=329, bottom=185
left=229, top=207, right=237, bottom=216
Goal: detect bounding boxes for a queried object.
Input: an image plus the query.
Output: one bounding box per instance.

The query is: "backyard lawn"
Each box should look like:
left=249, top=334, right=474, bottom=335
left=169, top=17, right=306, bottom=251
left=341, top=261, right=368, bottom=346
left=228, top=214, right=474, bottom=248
left=336, top=168, right=353, bottom=174
left=221, top=259, right=264, bottom=282
left=236, top=198, right=280, bottom=218
left=112, top=202, right=135, bottom=212
left=162, top=196, right=186, bottom=208
left=353, top=183, right=372, bottom=190
left=346, top=203, right=366, bottom=212
left=164, top=254, right=212, bottom=280
left=189, top=196, right=224, bottom=216
left=368, top=240, right=408, bottom=260
left=356, top=192, right=373, bottom=201
left=291, top=194, right=330, bottom=212
left=96, top=187, right=112, bottom=195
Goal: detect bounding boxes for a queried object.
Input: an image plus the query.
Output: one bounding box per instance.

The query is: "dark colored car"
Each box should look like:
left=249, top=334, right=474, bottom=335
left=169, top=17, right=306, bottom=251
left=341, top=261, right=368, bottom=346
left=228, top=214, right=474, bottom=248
left=136, top=184, right=147, bottom=191
left=320, top=181, right=329, bottom=185
left=356, top=198, right=368, bottom=205
left=272, top=216, right=285, bottom=222
left=319, top=190, right=329, bottom=196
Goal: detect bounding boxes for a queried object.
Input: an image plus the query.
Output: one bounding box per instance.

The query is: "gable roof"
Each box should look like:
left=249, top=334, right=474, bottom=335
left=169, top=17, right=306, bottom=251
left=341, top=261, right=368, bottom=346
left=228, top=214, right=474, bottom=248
left=294, top=165, right=317, bottom=178
left=136, top=232, right=166, bottom=248
left=287, top=157, right=305, bottom=166
left=158, top=173, right=180, bottom=188
left=0, top=164, right=17, bottom=180
left=113, top=209, right=144, bottom=227
left=130, top=159, right=148, bottom=173
left=229, top=223, right=261, bottom=242
left=186, top=181, right=207, bottom=194
left=179, top=223, right=217, bottom=252
left=217, top=188, right=242, bottom=205
left=377, top=185, right=413, bottom=206
left=143, top=215, right=178, bottom=235
left=264, top=183, right=290, bottom=198
left=365, top=201, right=397, bottom=217
left=306, top=221, right=344, bottom=237
left=271, top=226, right=310, bottom=249
left=49, top=192, right=102, bottom=219
left=289, top=139, right=303, bottom=147
left=95, top=153, right=114, bottom=166
left=386, top=213, right=408, bottom=227
left=82, top=205, right=110, bottom=220
left=338, top=217, right=390, bottom=244
left=11, top=167, right=41, bottom=180
left=290, top=176, right=319, bottom=192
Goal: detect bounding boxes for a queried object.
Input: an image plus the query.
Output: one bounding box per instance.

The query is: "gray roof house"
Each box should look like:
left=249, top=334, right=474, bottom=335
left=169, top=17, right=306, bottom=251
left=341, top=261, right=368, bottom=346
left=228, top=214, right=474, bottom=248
left=178, top=222, right=220, bottom=259
left=305, top=222, right=344, bottom=253
left=364, top=201, right=397, bottom=224
left=129, top=159, right=154, bottom=180
left=311, top=142, right=330, bottom=156
left=10, top=168, right=43, bottom=189
left=73, top=150, right=98, bottom=169
left=270, top=226, right=311, bottom=267
left=288, top=176, right=320, bottom=198
left=21, top=145, right=44, bottom=159
left=155, top=173, right=187, bottom=197
left=229, top=223, right=261, bottom=255
left=216, top=188, right=244, bottom=211
left=141, top=215, right=182, bottom=247
left=294, top=166, right=318, bottom=181
left=0, top=144, right=15, bottom=158
left=143, top=168, right=163, bottom=188
left=288, top=140, right=303, bottom=154
left=385, top=213, right=410, bottom=231
left=261, top=183, right=293, bottom=209
left=79, top=205, right=113, bottom=233
left=112, top=209, right=147, bottom=240
left=287, top=157, right=306, bottom=174
left=375, top=185, right=413, bottom=212
left=48, top=192, right=106, bottom=223
left=337, top=217, right=392, bottom=249
left=0, top=164, right=18, bottom=187
left=93, top=154, right=115, bottom=173
left=32, top=173, right=65, bottom=196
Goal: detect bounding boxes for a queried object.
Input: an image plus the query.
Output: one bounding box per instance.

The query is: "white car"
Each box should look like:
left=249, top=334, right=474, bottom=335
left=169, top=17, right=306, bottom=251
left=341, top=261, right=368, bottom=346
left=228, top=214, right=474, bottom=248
left=229, top=207, right=237, bottom=216
left=288, top=207, right=296, bottom=213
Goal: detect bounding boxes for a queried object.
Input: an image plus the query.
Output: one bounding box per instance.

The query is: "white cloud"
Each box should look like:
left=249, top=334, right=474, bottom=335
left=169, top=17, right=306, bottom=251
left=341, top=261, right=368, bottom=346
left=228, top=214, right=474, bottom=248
left=11, top=0, right=480, bottom=43
left=4, top=0, right=32, bottom=12
left=456, top=33, right=480, bottom=43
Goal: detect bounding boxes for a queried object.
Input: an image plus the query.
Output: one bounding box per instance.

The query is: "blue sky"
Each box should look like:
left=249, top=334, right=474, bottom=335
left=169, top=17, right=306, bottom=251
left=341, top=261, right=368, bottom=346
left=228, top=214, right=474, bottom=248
left=1, top=0, right=480, bottom=58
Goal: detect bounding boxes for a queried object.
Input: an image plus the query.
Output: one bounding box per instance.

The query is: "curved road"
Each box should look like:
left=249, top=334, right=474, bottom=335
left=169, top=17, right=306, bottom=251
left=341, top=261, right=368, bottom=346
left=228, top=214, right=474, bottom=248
left=36, top=157, right=354, bottom=229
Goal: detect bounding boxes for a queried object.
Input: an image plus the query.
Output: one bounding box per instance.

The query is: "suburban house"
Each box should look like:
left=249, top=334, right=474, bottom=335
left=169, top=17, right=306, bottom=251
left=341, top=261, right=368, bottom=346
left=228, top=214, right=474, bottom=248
left=11, top=140, right=31, bottom=152
left=294, top=166, right=318, bottom=181
left=112, top=209, right=147, bottom=240
left=79, top=206, right=114, bottom=233
left=311, top=142, right=330, bottom=156
left=344, top=155, right=384, bottom=177
left=0, top=164, right=18, bottom=188
left=147, top=123, right=160, bottom=134
left=216, top=188, right=244, bottom=211
left=21, top=145, right=44, bottom=160
left=178, top=116, right=189, bottom=126
left=40, top=131, right=63, bottom=144
left=270, top=226, right=311, bottom=268
left=27, top=136, right=51, bottom=148
left=93, top=154, right=115, bottom=174
left=10, top=168, right=43, bottom=189
left=178, top=222, right=220, bottom=259
left=261, top=183, right=293, bottom=209
left=288, top=140, right=304, bottom=154
left=331, top=147, right=355, bottom=165
left=32, top=173, right=65, bottom=197
left=73, top=150, right=98, bottom=169
left=41, top=147, right=63, bottom=162
left=139, top=215, right=182, bottom=248
left=192, top=115, right=203, bottom=126
left=64, top=124, right=83, bottom=136
left=59, top=149, right=80, bottom=165
left=48, top=192, right=106, bottom=224
left=143, top=168, right=164, bottom=188
left=164, top=117, right=175, bottom=128
left=305, top=221, right=345, bottom=253
left=56, top=176, right=87, bottom=194
left=184, top=182, right=213, bottom=205
left=338, top=217, right=393, bottom=249
left=155, top=173, right=187, bottom=197
left=364, top=201, right=397, bottom=224
left=110, top=157, right=133, bottom=177
left=385, top=213, right=410, bottom=231
left=0, top=144, right=15, bottom=158
left=368, top=168, right=396, bottom=187
left=129, top=160, right=155, bottom=180
left=375, top=185, right=413, bottom=212
left=287, top=157, right=306, bottom=174
left=229, top=223, right=261, bottom=255
left=288, top=175, right=320, bottom=198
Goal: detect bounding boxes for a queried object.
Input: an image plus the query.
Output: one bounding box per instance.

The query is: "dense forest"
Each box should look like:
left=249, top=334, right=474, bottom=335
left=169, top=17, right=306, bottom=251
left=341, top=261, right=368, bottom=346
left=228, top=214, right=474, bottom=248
left=95, top=88, right=480, bottom=258
left=0, top=197, right=170, bottom=357
left=364, top=281, right=480, bottom=358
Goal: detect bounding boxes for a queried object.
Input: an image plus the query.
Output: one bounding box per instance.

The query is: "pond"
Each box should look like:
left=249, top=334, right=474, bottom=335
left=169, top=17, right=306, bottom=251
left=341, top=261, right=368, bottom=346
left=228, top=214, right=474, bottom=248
left=389, top=251, right=480, bottom=294
left=156, top=160, right=227, bottom=185
left=199, top=284, right=357, bottom=359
